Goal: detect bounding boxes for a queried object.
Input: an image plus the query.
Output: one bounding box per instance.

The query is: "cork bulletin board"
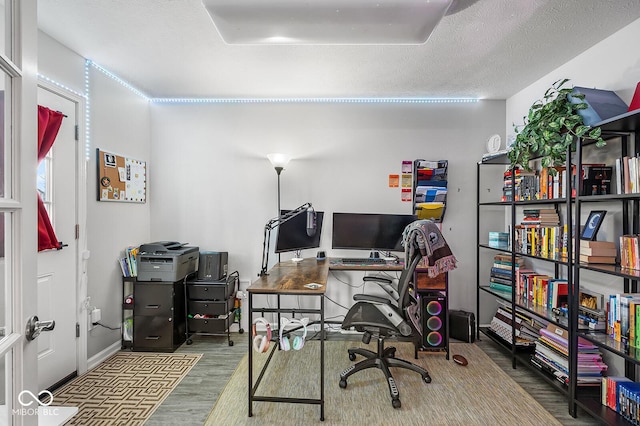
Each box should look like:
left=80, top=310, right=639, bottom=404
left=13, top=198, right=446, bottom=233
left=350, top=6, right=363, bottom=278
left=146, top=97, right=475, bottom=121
left=96, top=148, right=146, bottom=203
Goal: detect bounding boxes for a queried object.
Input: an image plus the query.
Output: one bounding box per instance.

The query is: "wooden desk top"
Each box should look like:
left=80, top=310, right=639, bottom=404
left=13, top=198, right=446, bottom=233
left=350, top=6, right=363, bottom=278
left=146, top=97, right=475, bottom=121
left=328, top=258, right=404, bottom=272
left=248, top=258, right=329, bottom=295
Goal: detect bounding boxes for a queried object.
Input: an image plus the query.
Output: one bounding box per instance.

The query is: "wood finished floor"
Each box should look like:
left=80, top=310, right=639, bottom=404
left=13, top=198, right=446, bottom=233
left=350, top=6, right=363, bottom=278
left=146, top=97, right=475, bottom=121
left=144, top=332, right=604, bottom=425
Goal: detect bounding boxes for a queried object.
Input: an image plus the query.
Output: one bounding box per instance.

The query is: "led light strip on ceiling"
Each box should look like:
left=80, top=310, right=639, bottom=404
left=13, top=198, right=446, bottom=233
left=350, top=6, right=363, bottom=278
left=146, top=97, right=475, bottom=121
left=85, top=60, right=478, bottom=104
left=39, top=60, right=480, bottom=160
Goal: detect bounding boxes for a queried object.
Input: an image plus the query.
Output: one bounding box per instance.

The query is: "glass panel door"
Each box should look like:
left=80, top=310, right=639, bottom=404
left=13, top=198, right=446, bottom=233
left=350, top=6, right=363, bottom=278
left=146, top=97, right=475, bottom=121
left=0, top=0, right=38, bottom=424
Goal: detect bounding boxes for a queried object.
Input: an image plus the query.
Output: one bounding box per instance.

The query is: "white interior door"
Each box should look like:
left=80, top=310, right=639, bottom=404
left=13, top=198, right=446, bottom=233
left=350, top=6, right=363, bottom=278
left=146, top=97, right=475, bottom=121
left=36, top=87, right=78, bottom=390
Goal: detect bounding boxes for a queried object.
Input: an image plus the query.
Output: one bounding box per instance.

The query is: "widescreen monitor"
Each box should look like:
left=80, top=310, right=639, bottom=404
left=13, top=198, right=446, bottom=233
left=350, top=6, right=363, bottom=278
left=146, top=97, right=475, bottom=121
left=275, top=210, right=324, bottom=253
left=332, top=213, right=418, bottom=252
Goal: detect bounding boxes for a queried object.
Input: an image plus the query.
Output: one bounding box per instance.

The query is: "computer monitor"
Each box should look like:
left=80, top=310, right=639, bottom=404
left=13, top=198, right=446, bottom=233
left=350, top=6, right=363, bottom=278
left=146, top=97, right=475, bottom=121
left=331, top=212, right=418, bottom=252
left=275, top=210, right=324, bottom=253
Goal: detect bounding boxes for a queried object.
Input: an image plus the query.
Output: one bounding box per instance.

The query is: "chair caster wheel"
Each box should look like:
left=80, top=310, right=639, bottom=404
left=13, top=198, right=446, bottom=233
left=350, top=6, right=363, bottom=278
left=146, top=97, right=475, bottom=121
left=229, top=340, right=234, bottom=346
left=392, top=399, right=401, bottom=409
left=339, top=379, right=347, bottom=389
left=423, top=375, right=431, bottom=384
left=186, top=339, right=193, bottom=345
left=239, top=328, right=245, bottom=334
left=349, top=353, right=356, bottom=361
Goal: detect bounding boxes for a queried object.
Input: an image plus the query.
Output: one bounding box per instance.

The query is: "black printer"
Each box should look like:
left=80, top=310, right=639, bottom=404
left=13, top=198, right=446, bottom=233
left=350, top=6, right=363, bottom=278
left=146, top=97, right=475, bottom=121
left=138, top=241, right=199, bottom=282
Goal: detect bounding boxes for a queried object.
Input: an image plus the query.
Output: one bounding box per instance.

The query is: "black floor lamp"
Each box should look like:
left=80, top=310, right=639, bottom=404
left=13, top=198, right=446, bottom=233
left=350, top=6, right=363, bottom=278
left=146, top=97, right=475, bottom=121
left=267, top=153, right=291, bottom=262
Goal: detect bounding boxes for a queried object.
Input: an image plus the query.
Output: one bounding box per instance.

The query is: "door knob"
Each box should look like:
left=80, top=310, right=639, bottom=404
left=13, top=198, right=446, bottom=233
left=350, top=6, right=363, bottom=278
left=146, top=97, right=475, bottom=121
left=25, top=315, right=56, bottom=341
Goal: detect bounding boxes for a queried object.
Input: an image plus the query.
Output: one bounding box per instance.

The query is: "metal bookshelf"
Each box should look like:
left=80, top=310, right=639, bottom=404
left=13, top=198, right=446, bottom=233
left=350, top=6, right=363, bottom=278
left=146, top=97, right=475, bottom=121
left=476, top=109, right=640, bottom=424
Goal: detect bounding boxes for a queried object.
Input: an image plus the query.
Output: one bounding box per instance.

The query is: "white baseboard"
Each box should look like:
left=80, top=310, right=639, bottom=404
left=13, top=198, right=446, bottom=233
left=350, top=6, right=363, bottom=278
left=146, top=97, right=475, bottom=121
left=87, top=341, right=121, bottom=370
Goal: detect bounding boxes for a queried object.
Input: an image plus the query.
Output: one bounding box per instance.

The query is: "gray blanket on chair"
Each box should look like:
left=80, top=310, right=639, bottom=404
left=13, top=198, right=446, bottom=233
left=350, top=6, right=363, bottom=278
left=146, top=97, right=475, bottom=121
left=402, top=219, right=457, bottom=277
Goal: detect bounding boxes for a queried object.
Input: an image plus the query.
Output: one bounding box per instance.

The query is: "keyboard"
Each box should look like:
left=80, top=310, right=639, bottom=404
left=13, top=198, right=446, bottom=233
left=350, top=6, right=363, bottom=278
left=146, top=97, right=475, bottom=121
left=340, top=257, right=387, bottom=265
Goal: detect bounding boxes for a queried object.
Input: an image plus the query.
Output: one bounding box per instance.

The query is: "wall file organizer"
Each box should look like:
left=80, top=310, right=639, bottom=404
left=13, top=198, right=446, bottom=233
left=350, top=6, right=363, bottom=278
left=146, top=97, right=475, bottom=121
left=413, top=159, right=448, bottom=222
left=97, top=148, right=146, bottom=203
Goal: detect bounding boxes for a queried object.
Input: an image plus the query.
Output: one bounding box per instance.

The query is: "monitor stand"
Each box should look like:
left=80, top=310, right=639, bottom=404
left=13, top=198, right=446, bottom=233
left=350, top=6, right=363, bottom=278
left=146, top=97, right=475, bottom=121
left=292, top=250, right=304, bottom=262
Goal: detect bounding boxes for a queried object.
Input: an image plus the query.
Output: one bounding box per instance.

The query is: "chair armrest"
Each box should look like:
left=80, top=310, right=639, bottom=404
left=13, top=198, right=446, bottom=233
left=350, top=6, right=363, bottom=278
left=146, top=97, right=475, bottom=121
left=363, top=276, right=399, bottom=301
left=353, top=294, right=398, bottom=308
left=363, top=276, right=392, bottom=284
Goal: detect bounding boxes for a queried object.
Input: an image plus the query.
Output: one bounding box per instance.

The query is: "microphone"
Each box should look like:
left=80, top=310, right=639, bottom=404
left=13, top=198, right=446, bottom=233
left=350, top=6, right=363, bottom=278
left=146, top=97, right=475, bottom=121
left=306, top=205, right=317, bottom=236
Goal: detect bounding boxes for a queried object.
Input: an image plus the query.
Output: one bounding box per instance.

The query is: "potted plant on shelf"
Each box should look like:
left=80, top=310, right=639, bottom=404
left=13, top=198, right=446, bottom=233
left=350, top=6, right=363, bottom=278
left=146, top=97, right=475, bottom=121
left=507, top=78, right=606, bottom=171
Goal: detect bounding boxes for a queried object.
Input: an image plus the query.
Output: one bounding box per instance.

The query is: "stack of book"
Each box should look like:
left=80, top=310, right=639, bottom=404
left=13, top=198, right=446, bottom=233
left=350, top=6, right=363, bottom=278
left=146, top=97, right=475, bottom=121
left=532, top=323, right=608, bottom=386
left=499, top=167, right=539, bottom=201
left=502, top=168, right=521, bottom=202
left=118, top=246, right=139, bottom=277
left=540, top=166, right=569, bottom=199
left=615, top=155, right=640, bottom=194
left=579, top=240, right=617, bottom=264
left=488, top=302, right=542, bottom=349
left=514, top=212, right=564, bottom=258
left=489, top=253, right=523, bottom=292
left=488, top=232, right=510, bottom=250
left=515, top=267, right=568, bottom=310
left=521, top=208, right=560, bottom=226
left=620, top=234, right=640, bottom=270
left=602, top=377, right=640, bottom=421
left=608, top=293, right=640, bottom=346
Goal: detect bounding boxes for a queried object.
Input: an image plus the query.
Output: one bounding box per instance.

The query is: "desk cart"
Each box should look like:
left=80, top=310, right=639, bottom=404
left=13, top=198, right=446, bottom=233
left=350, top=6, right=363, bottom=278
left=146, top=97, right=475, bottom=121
left=184, top=271, right=244, bottom=346
left=122, top=277, right=135, bottom=349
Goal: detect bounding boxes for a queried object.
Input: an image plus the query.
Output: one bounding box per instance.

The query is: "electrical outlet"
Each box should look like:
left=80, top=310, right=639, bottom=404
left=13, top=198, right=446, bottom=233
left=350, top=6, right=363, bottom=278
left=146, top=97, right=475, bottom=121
left=91, top=308, right=101, bottom=324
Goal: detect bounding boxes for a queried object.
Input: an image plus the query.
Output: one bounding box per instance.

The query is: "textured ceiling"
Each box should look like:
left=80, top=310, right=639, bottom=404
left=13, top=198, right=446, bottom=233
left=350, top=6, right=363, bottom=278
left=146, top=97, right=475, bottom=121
left=37, top=0, right=640, bottom=99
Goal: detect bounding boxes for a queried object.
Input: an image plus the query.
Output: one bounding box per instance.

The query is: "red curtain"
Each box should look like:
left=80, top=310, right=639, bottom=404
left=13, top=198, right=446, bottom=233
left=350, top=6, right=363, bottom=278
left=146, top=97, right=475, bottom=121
left=37, top=105, right=64, bottom=251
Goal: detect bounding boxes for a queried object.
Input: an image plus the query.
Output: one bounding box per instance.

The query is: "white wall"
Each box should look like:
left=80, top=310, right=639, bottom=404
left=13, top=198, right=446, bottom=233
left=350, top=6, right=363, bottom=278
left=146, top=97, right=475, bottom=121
left=38, top=33, right=152, bottom=358
left=506, top=17, right=640, bottom=137
left=86, top=69, right=151, bottom=357
left=150, top=101, right=505, bottom=331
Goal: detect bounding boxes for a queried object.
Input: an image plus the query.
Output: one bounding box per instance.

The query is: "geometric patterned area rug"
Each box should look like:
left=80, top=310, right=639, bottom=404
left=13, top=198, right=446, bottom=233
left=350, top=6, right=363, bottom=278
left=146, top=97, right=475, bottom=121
left=206, top=341, right=562, bottom=425
left=51, top=352, right=202, bottom=425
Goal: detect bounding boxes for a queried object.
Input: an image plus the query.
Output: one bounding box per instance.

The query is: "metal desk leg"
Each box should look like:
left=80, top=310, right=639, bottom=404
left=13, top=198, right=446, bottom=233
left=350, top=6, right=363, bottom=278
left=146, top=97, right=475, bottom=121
left=248, top=292, right=253, bottom=417
left=320, top=294, right=325, bottom=421
left=277, top=294, right=281, bottom=346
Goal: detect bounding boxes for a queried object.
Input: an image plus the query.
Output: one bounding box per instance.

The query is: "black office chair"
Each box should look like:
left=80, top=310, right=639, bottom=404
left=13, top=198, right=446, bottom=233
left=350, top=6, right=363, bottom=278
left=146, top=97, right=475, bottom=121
left=338, top=251, right=430, bottom=409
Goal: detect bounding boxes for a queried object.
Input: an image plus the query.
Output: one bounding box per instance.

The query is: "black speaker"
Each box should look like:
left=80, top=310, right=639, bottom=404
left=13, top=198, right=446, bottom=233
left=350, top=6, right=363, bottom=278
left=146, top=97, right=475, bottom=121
left=421, top=294, right=447, bottom=349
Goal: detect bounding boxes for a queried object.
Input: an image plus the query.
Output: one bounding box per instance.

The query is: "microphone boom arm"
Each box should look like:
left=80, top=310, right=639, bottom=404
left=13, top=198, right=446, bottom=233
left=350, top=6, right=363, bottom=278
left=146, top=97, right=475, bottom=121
left=259, top=202, right=313, bottom=276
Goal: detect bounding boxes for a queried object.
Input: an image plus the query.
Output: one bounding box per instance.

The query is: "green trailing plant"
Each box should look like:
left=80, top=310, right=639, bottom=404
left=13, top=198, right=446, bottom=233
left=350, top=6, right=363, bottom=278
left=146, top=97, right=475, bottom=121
left=508, top=78, right=606, bottom=172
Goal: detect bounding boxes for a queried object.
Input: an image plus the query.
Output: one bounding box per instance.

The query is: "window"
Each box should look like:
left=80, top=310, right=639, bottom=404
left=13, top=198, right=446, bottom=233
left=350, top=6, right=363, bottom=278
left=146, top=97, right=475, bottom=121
left=37, top=148, right=53, bottom=222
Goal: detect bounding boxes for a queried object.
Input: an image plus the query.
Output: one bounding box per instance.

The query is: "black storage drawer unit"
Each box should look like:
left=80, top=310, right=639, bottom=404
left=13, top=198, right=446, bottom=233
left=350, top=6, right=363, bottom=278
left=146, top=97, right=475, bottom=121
left=184, top=272, right=242, bottom=346
left=187, top=315, right=233, bottom=334
left=133, top=280, right=186, bottom=352
left=187, top=278, right=236, bottom=300
left=188, top=298, right=234, bottom=316
left=134, top=284, right=174, bottom=316
left=133, top=316, right=174, bottom=349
